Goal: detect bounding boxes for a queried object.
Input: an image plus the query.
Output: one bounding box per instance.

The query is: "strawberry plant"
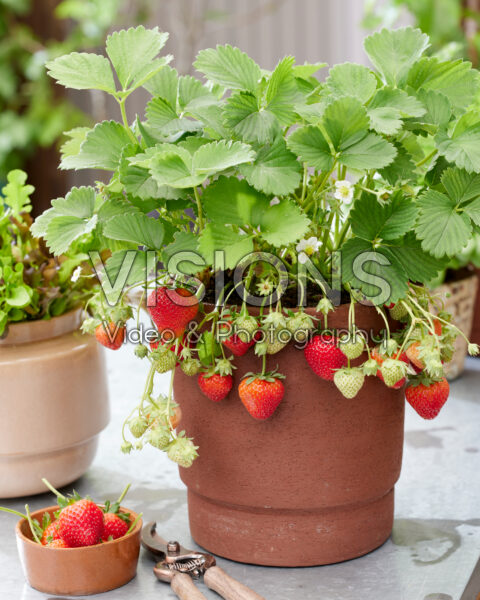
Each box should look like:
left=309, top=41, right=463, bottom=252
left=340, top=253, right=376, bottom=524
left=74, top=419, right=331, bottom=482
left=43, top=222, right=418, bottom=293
left=34, top=25, right=480, bottom=467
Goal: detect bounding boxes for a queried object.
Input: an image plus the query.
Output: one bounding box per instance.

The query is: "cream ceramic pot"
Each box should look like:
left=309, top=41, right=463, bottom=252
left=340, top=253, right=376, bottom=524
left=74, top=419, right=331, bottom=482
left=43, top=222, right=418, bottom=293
left=0, top=309, right=109, bottom=497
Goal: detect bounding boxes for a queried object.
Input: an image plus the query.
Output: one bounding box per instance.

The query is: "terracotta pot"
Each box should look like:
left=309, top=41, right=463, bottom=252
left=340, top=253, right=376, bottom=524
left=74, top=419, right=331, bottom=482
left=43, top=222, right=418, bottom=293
left=469, top=267, right=480, bottom=346
left=175, top=303, right=405, bottom=566
left=16, top=505, right=142, bottom=595
left=0, top=310, right=109, bottom=497
left=433, top=271, right=478, bottom=380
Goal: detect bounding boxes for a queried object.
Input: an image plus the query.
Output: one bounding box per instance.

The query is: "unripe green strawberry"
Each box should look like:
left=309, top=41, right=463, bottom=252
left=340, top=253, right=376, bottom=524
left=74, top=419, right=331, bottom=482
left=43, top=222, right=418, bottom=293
left=134, top=344, right=148, bottom=359
left=286, top=312, right=313, bottom=342
left=382, top=338, right=399, bottom=356
left=236, top=316, right=258, bottom=343
left=151, top=348, right=176, bottom=373
left=148, top=425, right=171, bottom=450
left=264, top=325, right=288, bottom=354
left=380, top=358, right=408, bottom=387
left=128, top=416, right=148, bottom=439
left=167, top=435, right=198, bottom=468
left=389, top=303, right=408, bottom=321
left=263, top=311, right=287, bottom=329
left=181, top=358, right=201, bottom=376
left=333, top=368, right=365, bottom=398
left=363, top=358, right=379, bottom=376
left=339, top=334, right=364, bottom=359
left=120, top=441, right=133, bottom=454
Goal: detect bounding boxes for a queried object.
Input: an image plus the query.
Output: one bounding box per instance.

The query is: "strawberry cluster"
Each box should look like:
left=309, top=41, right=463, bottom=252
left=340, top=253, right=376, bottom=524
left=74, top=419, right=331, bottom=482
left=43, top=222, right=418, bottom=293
left=91, top=283, right=479, bottom=467
left=0, top=480, right=140, bottom=549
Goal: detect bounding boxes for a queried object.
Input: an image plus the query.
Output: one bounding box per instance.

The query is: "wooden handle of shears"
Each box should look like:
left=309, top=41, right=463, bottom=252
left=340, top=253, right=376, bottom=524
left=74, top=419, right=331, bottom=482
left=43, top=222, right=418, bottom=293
left=204, top=566, right=266, bottom=600
left=170, top=572, right=208, bottom=600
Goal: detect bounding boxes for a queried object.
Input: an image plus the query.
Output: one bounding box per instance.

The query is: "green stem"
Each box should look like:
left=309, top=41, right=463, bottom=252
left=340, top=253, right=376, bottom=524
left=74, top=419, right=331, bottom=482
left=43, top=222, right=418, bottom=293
left=194, top=187, right=204, bottom=232
left=25, top=505, right=41, bottom=544
left=118, top=98, right=138, bottom=146
left=416, top=149, right=438, bottom=168
left=126, top=512, right=143, bottom=535
left=116, top=483, right=131, bottom=506
left=41, top=478, right=66, bottom=501
left=300, top=164, right=308, bottom=205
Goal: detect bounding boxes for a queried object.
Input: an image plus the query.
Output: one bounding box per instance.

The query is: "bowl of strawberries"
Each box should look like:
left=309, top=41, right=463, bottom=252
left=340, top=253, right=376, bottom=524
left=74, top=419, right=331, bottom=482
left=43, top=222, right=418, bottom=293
left=8, top=481, right=142, bottom=596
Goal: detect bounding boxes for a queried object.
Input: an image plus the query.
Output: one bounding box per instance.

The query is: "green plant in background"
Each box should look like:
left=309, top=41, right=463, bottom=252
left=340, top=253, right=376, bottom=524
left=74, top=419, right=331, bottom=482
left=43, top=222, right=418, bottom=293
left=0, top=169, right=97, bottom=336
left=32, top=26, right=480, bottom=465
left=0, top=0, right=148, bottom=182
left=363, top=0, right=476, bottom=61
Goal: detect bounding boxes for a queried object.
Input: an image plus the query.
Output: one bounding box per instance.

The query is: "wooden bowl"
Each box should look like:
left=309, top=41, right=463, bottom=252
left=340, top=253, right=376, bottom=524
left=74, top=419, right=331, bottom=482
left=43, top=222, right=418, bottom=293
left=15, top=505, right=142, bottom=596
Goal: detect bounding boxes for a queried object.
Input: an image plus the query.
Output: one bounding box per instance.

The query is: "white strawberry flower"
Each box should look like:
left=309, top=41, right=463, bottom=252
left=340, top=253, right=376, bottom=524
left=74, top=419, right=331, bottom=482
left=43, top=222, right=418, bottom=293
left=334, top=179, right=354, bottom=204
left=270, top=197, right=280, bottom=206
left=296, top=236, right=320, bottom=264
left=71, top=266, right=82, bottom=282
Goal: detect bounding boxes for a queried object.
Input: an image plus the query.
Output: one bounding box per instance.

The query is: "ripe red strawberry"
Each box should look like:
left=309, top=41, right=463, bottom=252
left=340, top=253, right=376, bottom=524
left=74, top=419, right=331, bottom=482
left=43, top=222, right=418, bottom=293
left=405, top=377, right=449, bottom=419
left=148, top=287, right=198, bottom=338
left=95, top=321, right=125, bottom=350
left=198, top=372, right=233, bottom=402
left=41, top=521, right=60, bottom=545
left=223, top=333, right=255, bottom=356
left=46, top=538, right=70, bottom=549
left=372, top=346, right=409, bottom=389
left=406, top=341, right=425, bottom=370
left=57, top=499, right=104, bottom=548
left=304, top=335, right=347, bottom=381
left=239, top=373, right=285, bottom=420
left=102, top=512, right=129, bottom=541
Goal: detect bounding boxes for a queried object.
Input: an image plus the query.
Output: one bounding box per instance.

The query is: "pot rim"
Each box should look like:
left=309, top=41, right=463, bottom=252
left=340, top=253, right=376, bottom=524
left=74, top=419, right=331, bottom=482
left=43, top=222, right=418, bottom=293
left=16, top=504, right=142, bottom=550
left=0, top=307, right=83, bottom=346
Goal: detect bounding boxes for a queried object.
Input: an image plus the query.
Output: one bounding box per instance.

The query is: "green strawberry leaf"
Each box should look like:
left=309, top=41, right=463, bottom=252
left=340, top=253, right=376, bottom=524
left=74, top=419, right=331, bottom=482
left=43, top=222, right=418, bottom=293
left=146, top=97, right=202, bottom=135
left=238, top=138, right=302, bottom=196
left=407, top=57, right=480, bottom=112
left=435, top=115, right=480, bottom=173
left=341, top=237, right=408, bottom=305
left=265, top=56, right=299, bottom=125
left=194, top=44, right=261, bottom=93
left=326, top=62, right=377, bottom=104
left=287, top=125, right=333, bottom=170
left=259, top=199, right=309, bottom=247
left=223, top=92, right=281, bottom=144
left=415, top=189, right=472, bottom=257
left=162, top=231, right=202, bottom=276
left=103, top=213, right=166, bottom=250
left=105, top=26, right=170, bottom=91
left=364, top=27, right=430, bottom=87
left=192, top=140, right=255, bottom=174
left=63, top=121, right=134, bottom=171
left=350, top=192, right=418, bottom=241
left=198, top=224, right=254, bottom=270
left=46, top=52, right=116, bottom=93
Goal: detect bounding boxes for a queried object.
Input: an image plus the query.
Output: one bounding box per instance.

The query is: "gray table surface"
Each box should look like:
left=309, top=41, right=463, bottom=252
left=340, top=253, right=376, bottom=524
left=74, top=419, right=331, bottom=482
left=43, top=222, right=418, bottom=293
left=1, top=347, right=479, bottom=600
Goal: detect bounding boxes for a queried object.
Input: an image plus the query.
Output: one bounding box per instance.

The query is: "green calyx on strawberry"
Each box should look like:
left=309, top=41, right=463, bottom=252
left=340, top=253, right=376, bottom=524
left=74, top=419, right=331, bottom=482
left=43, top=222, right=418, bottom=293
left=286, top=311, right=314, bottom=342
left=167, top=432, right=199, bottom=468
left=304, top=334, right=348, bottom=380
left=147, top=286, right=199, bottom=339
left=316, top=298, right=334, bottom=316
left=238, top=370, right=285, bottom=420
left=181, top=357, right=201, bottom=376
left=363, top=358, right=380, bottom=376
left=380, top=358, right=409, bottom=388
left=197, top=360, right=234, bottom=402
left=338, top=330, right=364, bottom=360
left=405, top=373, right=450, bottom=420
left=333, top=367, right=365, bottom=399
